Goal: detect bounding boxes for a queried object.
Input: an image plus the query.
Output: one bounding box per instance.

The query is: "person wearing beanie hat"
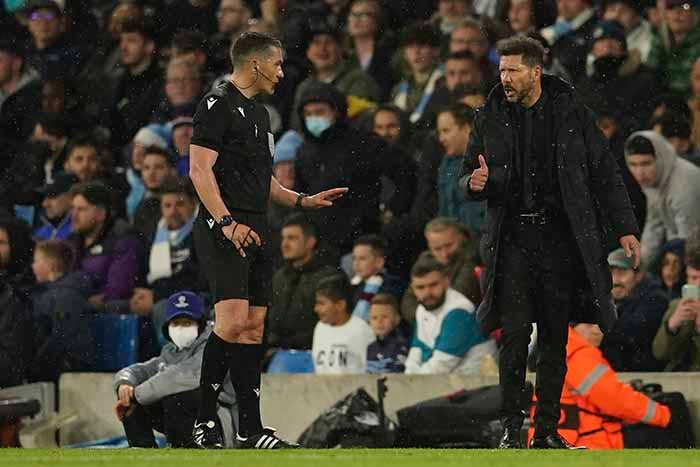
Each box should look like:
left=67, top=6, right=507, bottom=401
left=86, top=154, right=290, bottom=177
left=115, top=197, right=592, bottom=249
left=602, top=0, right=654, bottom=64
left=578, top=19, right=658, bottom=133
left=647, top=0, right=700, bottom=96
left=598, top=247, right=668, bottom=372
left=127, top=123, right=173, bottom=218
left=625, top=131, right=700, bottom=265
left=113, top=291, right=238, bottom=448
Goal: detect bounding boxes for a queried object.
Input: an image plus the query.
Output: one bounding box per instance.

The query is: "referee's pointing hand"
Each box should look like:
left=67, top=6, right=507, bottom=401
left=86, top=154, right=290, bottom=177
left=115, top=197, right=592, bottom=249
left=301, top=187, right=349, bottom=209
left=223, top=222, right=261, bottom=258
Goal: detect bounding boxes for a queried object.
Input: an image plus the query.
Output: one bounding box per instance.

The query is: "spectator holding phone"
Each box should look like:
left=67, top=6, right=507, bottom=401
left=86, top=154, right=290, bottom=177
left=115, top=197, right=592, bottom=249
left=653, top=244, right=700, bottom=371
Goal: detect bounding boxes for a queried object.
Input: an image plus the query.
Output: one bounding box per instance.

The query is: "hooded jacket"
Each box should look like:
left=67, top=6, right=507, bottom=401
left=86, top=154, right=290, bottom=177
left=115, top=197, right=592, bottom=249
left=113, top=323, right=238, bottom=446
left=626, top=131, right=700, bottom=266
left=461, top=75, right=639, bottom=334
left=294, top=82, right=413, bottom=253
left=528, top=326, right=670, bottom=449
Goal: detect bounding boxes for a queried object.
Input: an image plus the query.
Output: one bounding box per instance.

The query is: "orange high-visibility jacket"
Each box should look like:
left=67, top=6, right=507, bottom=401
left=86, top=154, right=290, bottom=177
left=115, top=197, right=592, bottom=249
left=528, top=327, right=671, bottom=449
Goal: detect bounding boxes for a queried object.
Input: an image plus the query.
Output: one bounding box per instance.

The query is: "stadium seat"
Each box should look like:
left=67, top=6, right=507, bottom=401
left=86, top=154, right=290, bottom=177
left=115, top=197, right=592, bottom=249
left=90, top=314, right=140, bottom=372
left=267, top=350, right=315, bottom=374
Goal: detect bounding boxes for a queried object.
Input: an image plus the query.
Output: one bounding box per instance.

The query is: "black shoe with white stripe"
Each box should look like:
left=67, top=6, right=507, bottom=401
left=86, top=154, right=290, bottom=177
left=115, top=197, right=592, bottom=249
left=237, top=427, right=300, bottom=449
left=192, top=420, right=223, bottom=449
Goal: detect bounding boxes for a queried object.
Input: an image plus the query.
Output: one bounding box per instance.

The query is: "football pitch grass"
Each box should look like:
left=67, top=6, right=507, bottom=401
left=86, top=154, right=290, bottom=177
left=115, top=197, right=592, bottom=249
left=3, top=449, right=700, bottom=467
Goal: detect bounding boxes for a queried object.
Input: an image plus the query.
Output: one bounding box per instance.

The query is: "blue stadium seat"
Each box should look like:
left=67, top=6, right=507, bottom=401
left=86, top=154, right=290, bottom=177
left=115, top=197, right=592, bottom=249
left=90, top=314, right=139, bottom=371
left=267, top=350, right=314, bottom=374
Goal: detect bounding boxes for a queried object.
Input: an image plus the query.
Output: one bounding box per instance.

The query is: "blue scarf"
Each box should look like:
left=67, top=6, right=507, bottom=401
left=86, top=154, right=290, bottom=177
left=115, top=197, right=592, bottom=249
left=147, top=214, right=195, bottom=284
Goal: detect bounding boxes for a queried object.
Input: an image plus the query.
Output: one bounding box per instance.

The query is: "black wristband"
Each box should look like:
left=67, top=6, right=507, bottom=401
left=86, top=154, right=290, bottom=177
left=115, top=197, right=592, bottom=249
left=295, top=192, right=308, bottom=209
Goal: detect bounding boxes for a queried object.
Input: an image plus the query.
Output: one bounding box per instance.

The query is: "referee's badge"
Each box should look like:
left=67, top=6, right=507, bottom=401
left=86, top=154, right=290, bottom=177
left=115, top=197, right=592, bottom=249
left=268, top=132, right=275, bottom=158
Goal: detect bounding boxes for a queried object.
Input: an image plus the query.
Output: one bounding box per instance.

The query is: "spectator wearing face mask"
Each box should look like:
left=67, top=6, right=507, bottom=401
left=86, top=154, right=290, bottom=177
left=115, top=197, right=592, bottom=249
left=113, top=291, right=237, bottom=448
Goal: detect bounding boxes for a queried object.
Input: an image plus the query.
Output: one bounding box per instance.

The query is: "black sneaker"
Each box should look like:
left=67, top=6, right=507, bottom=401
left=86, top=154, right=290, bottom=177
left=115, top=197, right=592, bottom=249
left=192, top=420, right=223, bottom=449
left=236, top=427, right=300, bottom=449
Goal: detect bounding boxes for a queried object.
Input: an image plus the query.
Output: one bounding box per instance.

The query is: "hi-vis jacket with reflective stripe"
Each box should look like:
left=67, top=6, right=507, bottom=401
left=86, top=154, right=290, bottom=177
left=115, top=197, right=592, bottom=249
left=528, top=327, right=671, bottom=448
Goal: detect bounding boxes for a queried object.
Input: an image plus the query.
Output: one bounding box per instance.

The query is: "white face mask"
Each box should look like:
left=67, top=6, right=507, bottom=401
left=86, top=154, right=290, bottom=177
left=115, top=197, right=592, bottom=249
left=169, top=324, right=199, bottom=349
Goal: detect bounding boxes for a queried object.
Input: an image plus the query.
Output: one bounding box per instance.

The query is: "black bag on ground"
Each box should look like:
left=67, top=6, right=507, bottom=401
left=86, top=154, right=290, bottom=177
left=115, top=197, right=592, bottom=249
left=622, top=381, right=695, bottom=448
left=395, top=383, right=533, bottom=448
left=297, top=388, right=395, bottom=448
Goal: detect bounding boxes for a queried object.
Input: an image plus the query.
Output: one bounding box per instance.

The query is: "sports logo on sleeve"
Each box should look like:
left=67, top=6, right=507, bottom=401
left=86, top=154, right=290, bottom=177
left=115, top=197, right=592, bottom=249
left=237, top=107, right=245, bottom=118
left=207, top=97, right=217, bottom=110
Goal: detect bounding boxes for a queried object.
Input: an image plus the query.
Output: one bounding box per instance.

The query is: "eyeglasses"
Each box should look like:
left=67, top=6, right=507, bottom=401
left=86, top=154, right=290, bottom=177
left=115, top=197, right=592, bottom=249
left=29, top=11, right=57, bottom=22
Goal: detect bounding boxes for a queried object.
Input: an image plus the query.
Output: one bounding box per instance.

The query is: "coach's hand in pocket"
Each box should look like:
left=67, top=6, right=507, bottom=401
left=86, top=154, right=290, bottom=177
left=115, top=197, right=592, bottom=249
left=223, top=222, right=261, bottom=258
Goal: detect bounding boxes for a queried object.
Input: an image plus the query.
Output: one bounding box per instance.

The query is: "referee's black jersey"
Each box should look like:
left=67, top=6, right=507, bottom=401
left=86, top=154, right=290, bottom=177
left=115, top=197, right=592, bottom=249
left=191, top=81, right=274, bottom=214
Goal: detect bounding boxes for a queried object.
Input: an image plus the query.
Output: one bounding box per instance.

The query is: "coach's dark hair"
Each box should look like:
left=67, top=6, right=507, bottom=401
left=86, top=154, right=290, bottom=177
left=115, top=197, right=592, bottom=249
left=438, top=102, right=475, bottom=128
left=315, top=273, right=352, bottom=308
left=496, top=35, right=544, bottom=68
left=282, top=212, right=318, bottom=239
left=230, top=31, right=281, bottom=68
left=410, top=251, right=446, bottom=279
left=353, top=233, right=387, bottom=257
left=160, top=176, right=197, bottom=199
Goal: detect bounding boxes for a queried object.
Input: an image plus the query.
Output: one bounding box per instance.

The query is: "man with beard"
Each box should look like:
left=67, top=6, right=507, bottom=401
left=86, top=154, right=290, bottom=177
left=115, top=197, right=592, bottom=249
left=577, top=20, right=658, bottom=133
left=461, top=36, right=640, bottom=449
left=67, top=181, right=142, bottom=307
left=600, top=248, right=667, bottom=372
left=404, top=251, right=495, bottom=375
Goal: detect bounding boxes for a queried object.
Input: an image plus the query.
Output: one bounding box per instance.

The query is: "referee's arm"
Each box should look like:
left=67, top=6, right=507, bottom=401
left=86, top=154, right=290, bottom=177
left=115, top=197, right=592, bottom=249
left=189, top=144, right=230, bottom=220
left=269, top=176, right=349, bottom=209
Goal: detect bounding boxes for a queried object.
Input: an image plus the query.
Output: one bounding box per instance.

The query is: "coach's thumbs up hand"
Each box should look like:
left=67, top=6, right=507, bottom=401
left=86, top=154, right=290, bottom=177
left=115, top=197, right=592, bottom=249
left=469, top=155, right=489, bottom=192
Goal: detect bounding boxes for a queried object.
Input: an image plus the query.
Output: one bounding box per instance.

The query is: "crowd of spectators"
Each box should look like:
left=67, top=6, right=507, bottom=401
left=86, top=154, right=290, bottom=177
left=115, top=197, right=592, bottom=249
left=3, top=0, right=700, bottom=389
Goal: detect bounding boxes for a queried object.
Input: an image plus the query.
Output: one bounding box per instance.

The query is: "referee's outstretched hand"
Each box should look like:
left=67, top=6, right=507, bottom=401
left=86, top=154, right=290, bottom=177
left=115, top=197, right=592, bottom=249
left=223, top=222, right=261, bottom=258
left=303, top=187, right=349, bottom=209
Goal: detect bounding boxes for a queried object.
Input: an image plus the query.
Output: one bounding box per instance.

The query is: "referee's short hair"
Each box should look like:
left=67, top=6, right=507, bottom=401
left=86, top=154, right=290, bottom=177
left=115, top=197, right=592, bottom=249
left=230, top=31, right=281, bottom=68
left=316, top=273, right=352, bottom=308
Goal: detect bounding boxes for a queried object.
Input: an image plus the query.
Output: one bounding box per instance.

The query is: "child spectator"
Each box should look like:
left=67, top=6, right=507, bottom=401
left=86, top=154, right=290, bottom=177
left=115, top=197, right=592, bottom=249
left=351, top=234, right=406, bottom=321
left=366, top=294, right=409, bottom=373
left=312, top=274, right=375, bottom=374
left=30, top=239, right=95, bottom=381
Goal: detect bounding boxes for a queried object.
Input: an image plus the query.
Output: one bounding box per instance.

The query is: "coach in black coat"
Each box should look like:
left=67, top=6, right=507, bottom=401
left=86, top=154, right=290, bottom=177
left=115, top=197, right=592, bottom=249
left=460, top=37, right=640, bottom=449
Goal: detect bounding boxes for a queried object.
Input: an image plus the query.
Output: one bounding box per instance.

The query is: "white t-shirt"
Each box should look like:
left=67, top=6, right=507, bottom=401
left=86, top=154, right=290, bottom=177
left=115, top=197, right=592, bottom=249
left=312, top=316, right=375, bottom=374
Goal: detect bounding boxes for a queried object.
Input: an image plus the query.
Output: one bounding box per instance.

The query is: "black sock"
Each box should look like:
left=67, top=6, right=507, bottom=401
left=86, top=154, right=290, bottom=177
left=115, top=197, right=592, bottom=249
left=197, top=332, right=233, bottom=423
left=229, top=343, right=264, bottom=438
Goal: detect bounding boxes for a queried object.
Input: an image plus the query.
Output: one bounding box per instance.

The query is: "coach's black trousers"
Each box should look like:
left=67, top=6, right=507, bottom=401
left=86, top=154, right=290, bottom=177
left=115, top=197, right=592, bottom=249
left=122, top=389, right=199, bottom=448
left=495, top=215, right=583, bottom=436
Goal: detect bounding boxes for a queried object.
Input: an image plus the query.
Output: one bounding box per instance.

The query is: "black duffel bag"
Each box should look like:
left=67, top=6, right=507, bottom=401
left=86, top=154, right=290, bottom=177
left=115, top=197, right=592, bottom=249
left=622, top=381, right=696, bottom=449
left=396, top=382, right=534, bottom=448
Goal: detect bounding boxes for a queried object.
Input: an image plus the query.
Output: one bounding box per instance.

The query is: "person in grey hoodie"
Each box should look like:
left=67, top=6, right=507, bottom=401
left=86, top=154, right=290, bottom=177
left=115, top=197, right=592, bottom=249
left=625, top=131, right=700, bottom=266
left=113, top=291, right=237, bottom=448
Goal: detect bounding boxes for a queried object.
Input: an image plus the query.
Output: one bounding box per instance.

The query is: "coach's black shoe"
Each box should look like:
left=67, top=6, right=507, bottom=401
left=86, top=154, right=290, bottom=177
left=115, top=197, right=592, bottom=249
left=237, top=427, right=300, bottom=449
left=498, top=426, right=523, bottom=449
left=191, top=420, right=223, bottom=449
left=529, top=433, right=586, bottom=449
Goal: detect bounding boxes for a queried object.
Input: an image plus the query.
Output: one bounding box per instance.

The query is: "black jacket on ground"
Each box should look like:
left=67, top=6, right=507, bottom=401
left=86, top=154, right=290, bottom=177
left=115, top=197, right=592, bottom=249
left=461, top=75, right=639, bottom=334
left=600, top=276, right=668, bottom=372
left=294, top=82, right=414, bottom=253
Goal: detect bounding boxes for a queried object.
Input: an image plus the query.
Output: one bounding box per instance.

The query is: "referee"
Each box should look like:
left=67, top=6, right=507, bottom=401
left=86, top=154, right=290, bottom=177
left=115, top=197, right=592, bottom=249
left=189, top=32, right=347, bottom=449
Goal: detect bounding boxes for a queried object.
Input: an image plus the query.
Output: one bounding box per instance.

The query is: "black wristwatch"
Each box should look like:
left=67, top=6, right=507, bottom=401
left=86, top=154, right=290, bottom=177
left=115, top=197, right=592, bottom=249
left=219, top=215, right=234, bottom=226
left=295, top=192, right=308, bottom=209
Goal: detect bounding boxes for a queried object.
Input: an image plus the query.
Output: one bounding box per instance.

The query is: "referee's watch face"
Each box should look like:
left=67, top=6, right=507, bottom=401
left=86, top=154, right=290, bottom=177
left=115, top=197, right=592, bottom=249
left=256, top=46, right=284, bottom=95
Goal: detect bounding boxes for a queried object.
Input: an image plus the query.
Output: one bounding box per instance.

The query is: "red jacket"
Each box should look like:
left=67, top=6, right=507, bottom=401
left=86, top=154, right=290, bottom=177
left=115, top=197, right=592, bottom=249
left=528, top=327, right=671, bottom=448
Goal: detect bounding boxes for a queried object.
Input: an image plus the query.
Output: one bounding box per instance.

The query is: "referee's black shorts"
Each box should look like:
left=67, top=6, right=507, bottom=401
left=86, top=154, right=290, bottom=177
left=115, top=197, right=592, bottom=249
left=194, top=209, right=273, bottom=307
